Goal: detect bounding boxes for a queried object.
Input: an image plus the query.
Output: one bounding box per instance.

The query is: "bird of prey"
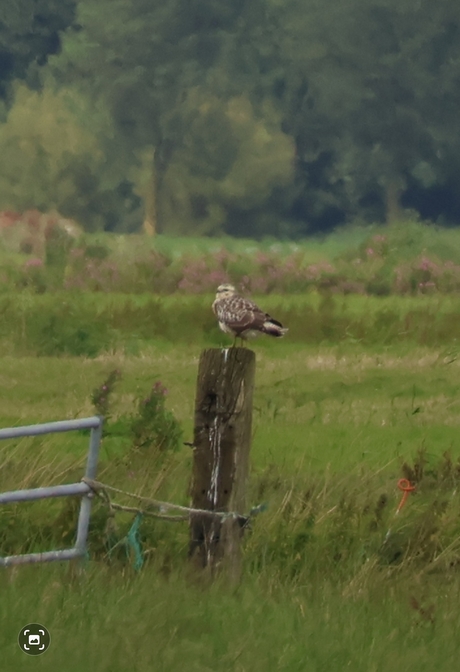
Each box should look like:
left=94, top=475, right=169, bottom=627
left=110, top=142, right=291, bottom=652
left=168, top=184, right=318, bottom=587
left=212, top=284, right=288, bottom=346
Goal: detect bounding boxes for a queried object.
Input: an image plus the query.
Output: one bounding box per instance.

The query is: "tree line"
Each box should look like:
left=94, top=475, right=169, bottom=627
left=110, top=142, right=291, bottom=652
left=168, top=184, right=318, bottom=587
left=1, top=0, right=460, bottom=237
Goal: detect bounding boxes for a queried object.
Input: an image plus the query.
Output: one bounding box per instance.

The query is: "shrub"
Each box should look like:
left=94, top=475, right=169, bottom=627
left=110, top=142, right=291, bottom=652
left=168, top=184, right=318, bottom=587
left=26, top=301, right=115, bottom=357
left=90, top=371, right=183, bottom=455
left=130, top=381, right=183, bottom=454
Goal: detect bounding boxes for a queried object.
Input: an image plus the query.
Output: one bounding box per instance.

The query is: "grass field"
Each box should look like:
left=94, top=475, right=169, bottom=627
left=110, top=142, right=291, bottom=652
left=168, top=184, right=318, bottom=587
left=1, top=329, right=460, bottom=670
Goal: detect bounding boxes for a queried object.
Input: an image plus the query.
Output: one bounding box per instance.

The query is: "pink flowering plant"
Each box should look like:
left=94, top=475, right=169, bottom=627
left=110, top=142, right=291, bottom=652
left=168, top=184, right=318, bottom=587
left=5, top=217, right=460, bottom=297
left=91, top=369, right=122, bottom=425
left=65, top=248, right=122, bottom=292
left=10, top=240, right=460, bottom=296
left=178, top=255, right=230, bottom=293
left=393, top=256, right=460, bottom=294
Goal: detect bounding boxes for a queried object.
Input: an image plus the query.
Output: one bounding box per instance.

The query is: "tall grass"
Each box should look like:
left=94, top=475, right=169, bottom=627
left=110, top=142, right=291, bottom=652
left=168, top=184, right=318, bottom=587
left=1, top=440, right=460, bottom=670
left=2, top=560, right=460, bottom=672
left=1, top=343, right=460, bottom=569
left=1, top=291, right=460, bottom=357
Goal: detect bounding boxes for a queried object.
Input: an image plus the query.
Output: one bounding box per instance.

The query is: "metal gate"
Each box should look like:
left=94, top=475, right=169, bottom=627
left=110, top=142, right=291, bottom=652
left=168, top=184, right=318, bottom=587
left=0, top=416, right=103, bottom=567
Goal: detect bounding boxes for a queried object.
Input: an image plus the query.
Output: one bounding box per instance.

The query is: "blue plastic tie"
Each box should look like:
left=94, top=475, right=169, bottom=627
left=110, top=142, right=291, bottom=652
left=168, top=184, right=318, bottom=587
left=126, top=513, right=144, bottom=571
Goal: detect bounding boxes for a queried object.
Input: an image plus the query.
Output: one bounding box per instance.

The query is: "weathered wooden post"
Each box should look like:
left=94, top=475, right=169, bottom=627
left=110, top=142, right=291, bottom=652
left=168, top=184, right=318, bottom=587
left=189, top=347, right=255, bottom=580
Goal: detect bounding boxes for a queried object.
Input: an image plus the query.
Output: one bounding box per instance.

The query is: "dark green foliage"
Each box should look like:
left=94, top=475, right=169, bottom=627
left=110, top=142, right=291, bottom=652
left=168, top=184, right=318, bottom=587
left=85, top=244, right=110, bottom=260
left=50, top=0, right=460, bottom=231
left=0, top=0, right=76, bottom=98
left=91, top=370, right=183, bottom=455
left=29, top=308, right=112, bottom=357
left=130, top=382, right=183, bottom=453
left=4, top=0, right=460, bottom=231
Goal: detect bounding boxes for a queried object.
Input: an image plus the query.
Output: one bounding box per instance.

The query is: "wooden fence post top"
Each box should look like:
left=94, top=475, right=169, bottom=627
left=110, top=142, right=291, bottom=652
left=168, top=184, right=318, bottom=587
left=195, top=347, right=255, bottom=416
left=197, top=347, right=256, bottom=369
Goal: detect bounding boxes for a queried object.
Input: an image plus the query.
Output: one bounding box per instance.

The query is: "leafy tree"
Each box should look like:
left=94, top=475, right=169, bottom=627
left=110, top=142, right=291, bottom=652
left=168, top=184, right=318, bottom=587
left=35, top=0, right=460, bottom=233
left=272, top=0, right=460, bottom=225
left=52, top=0, right=246, bottom=234
left=0, top=84, right=139, bottom=230
left=0, top=0, right=76, bottom=99
left=160, top=91, right=295, bottom=235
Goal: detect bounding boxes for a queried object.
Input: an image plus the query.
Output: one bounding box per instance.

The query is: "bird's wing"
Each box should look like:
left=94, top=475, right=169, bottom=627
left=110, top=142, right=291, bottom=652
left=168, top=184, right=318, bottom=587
left=215, top=295, right=269, bottom=331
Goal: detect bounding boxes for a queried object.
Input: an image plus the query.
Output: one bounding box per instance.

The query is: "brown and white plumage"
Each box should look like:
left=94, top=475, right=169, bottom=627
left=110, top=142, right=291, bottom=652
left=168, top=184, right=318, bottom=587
left=212, top=284, right=288, bottom=345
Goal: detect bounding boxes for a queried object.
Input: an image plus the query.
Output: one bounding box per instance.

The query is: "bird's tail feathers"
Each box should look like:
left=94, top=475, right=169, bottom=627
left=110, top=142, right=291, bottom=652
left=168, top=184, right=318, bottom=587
left=262, top=320, right=288, bottom=338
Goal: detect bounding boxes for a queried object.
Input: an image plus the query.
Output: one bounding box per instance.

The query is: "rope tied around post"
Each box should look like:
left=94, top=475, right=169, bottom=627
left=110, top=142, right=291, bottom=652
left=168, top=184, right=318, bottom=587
left=82, top=477, right=264, bottom=523
left=81, top=477, right=266, bottom=569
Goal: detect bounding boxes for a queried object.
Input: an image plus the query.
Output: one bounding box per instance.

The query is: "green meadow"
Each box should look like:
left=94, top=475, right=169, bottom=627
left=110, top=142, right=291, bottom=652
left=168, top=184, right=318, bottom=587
left=1, top=302, right=460, bottom=670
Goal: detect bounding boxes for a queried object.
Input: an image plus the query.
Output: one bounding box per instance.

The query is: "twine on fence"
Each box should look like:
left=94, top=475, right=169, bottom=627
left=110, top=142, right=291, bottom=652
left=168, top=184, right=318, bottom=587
left=82, top=477, right=265, bottom=522
left=81, top=477, right=267, bottom=570
left=83, top=477, right=189, bottom=522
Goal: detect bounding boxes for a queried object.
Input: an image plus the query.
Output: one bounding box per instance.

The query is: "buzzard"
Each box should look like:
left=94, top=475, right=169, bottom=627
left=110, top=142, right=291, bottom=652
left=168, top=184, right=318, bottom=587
left=212, top=284, right=288, bottom=346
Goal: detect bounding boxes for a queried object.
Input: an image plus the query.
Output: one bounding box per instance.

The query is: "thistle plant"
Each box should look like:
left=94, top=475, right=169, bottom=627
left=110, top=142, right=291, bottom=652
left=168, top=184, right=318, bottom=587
left=91, top=369, right=122, bottom=423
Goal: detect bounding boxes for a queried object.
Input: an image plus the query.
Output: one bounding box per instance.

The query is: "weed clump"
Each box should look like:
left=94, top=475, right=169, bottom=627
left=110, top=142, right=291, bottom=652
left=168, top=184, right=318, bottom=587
left=90, top=369, right=183, bottom=456
left=91, top=369, right=122, bottom=425
left=131, top=382, right=183, bottom=454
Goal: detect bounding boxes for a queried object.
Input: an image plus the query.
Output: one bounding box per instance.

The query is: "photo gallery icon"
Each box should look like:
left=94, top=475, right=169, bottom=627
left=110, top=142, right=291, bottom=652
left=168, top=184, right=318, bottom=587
left=18, top=624, right=51, bottom=655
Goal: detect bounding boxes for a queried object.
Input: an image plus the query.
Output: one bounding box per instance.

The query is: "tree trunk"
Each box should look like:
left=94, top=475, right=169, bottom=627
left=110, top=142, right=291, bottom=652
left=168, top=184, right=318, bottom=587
left=142, top=154, right=156, bottom=237
left=385, top=180, right=402, bottom=225
left=150, top=139, right=175, bottom=236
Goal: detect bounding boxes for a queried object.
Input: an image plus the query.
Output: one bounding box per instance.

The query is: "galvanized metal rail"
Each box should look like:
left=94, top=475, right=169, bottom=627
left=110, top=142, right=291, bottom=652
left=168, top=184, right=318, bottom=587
left=0, top=416, right=103, bottom=567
